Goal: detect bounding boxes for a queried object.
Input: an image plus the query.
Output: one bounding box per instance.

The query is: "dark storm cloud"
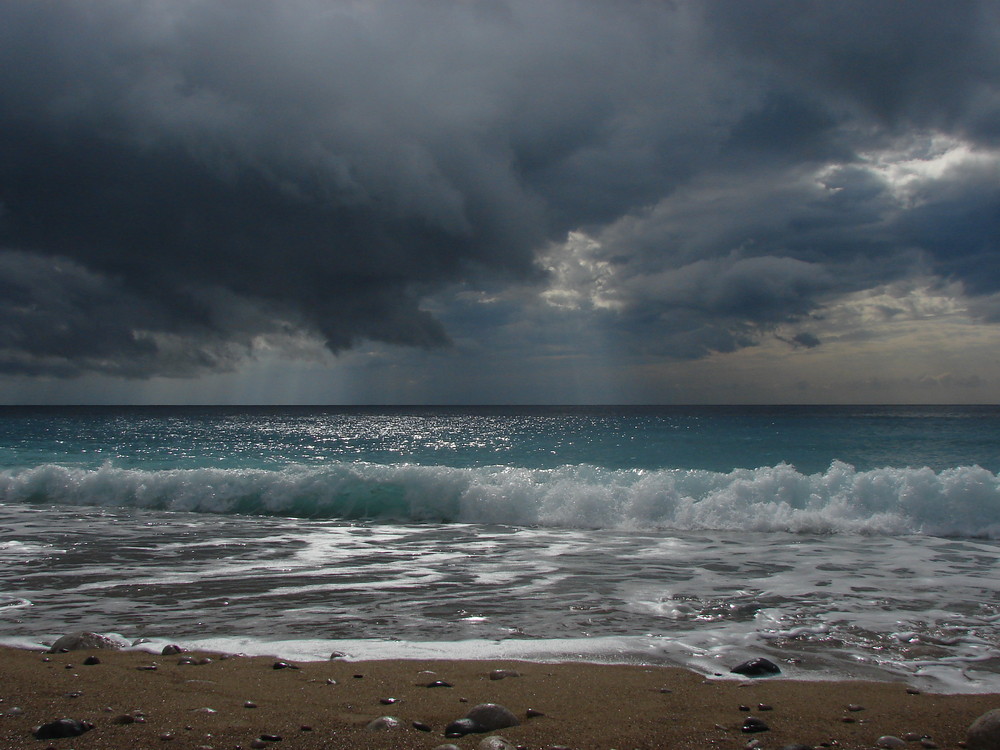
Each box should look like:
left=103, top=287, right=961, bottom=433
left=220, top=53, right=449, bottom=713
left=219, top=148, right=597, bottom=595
left=0, top=0, right=997, bottom=377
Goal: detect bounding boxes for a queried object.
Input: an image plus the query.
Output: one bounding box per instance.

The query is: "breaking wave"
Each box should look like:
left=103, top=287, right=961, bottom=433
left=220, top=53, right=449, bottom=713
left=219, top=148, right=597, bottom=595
left=2, top=460, right=1000, bottom=537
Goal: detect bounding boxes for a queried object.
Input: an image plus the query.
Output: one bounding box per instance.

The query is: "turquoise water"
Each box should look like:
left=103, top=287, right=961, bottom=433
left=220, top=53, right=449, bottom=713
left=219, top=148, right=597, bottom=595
left=1, top=405, right=1000, bottom=692
left=1, top=405, right=998, bottom=473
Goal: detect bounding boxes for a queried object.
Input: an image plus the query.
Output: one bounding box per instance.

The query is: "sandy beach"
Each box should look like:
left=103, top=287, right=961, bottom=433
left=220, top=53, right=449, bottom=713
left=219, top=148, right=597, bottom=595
left=1, top=645, right=998, bottom=750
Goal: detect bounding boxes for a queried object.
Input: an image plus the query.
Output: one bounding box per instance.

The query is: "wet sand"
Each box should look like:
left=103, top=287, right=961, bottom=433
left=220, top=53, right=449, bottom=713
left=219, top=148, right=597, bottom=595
left=1, top=646, right=997, bottom=749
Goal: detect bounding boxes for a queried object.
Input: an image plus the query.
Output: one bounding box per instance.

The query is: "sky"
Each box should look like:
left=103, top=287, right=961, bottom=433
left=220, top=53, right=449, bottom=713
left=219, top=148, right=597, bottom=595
left=1, top=0, right=999, bottom=405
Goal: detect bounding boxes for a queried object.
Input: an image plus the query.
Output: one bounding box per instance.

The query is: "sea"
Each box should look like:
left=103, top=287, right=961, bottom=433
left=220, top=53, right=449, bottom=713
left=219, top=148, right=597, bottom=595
left=1, top=405, right=999, bottom=694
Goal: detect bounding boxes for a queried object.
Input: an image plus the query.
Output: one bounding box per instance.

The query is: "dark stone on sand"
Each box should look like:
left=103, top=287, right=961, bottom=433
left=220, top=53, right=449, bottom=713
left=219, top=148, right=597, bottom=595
left=272, top=661, right=299, bottom=670
left=259, top=733, right=282, bottom=741
left=83, top=655, right=101, bottom=665
left=446, top=704, right=520, bottom=736
left=742, top=717, right=770, bottom=733
left=413, top=720, right=432, bottom=732
left=730, top=658, right=781, bottom=677
left=112, top=714, right=136, bottom=725
left=329, top=651, right=347, bottom=659
left=876, top=736, right=907, bottom=749
left=380, top=697, right=400, bottom=705
left=48, top=632, right=127, bottom=653
left=137, top=664, right=158, bottom=671
left=427, top=679, right=453, bottom=688
left=366, top=716, right=402, bottom=731
left=161, top=644, right=185, bottom=655
left=445, top=718, right=478, bottom=737
left=33, top=718, right=95, bottom=739
left=526, top=708, right=545, bottom=718
left=967, top=709, right=1000, bottom=750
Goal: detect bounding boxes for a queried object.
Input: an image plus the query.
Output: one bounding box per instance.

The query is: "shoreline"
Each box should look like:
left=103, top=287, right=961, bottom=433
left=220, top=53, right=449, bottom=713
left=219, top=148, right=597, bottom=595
left=2, top=645, right=998, bottom=750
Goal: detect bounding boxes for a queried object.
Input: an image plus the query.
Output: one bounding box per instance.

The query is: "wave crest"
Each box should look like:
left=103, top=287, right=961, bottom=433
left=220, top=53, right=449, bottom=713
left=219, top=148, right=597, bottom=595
left=2, top=460, right=999, bottom=537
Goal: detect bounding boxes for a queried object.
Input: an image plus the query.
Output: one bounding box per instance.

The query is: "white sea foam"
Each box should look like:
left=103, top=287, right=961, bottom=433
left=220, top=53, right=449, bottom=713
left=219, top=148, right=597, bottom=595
left=2, top=460, right=1000, bottom=537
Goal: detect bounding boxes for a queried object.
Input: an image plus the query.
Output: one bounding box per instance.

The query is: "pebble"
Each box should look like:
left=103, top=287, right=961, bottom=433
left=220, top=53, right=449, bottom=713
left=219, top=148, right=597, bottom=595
left=846, top=704, right=864, bottom=712
left=83, top=655, right=101, bottom=665
left=244, top=701, right=257, bottom=708
left=526, top=708, right=545, bottom=718
left=742, top=717, right=770, bottom=734
left=193, top=707, right=217, bottom=714
left=48, top=631, right=128, bottom=652
left=137, top=664, right=159, bottom=671
left=489, top=669, right=521, bottom=680
left=757, top=703, right=773, bottom=711
left=33, top=719, right=95, bottom=740
left=739, top=704, right=751, bottom=711
left=380, top=697, right=400, bottom=704
left=731, top=658, right=782, bottom=677
left=162, top=644, right=185, bottom=655
left=427, top=679, right=453, bottom=688
left=876, top=736, right=908, bottom=749
left=467, top=703, right=521, bottom=731
left=478, top=736, right=516, bottom=750
left=413, top=721, right=432, bottom=732
left=329, top=651, right=347, bottom=659
left=250, top=740, right=268, bottom=749
left=112, top=714, right=137, bottom=725
left=259, top=733, right=282, bottom=741
left=272, top=661, right=298, bottom=670
left=445, top=718, right=478, bottom=737
left=968, top=709, right=1000, bottom=750
left=300, top=725, right=312, bottom=731
left=920, top=739, right=938, bottom=748
left=160, top=732, right=175, bottom=741
left=366, top=716, right=402, bottom=731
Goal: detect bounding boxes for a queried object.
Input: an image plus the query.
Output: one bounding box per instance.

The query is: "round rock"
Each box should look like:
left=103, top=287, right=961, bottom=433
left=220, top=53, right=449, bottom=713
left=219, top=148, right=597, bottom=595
left=465, top=703, right=520, bottom=732
left=730, top=657, right=781, bottom=677
left=445, top=718, right=478, bottom=737
left=48, top=632, right=127, bottom=653
left=33, top=718, right=95, bottom=739
left=478, top=736, right=516, bottom=750
left=876, top=736, right=908, bottom=749
left=742, top=717, right=770, bottom=733
left=489, top=669, right=520, bottom=680
left=366, top=716, right=402, bottom=731
left=967, top=709, right=1000, bottom=750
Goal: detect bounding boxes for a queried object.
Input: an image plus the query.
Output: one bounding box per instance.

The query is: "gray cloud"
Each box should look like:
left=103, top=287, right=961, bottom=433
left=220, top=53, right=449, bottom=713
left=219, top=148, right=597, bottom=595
left=0, top=0, right=997, bottom=378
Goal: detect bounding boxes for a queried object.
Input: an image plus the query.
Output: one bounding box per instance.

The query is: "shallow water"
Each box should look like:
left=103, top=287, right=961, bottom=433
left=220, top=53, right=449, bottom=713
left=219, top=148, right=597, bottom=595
left=1, top=406, right=999, bottom=693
